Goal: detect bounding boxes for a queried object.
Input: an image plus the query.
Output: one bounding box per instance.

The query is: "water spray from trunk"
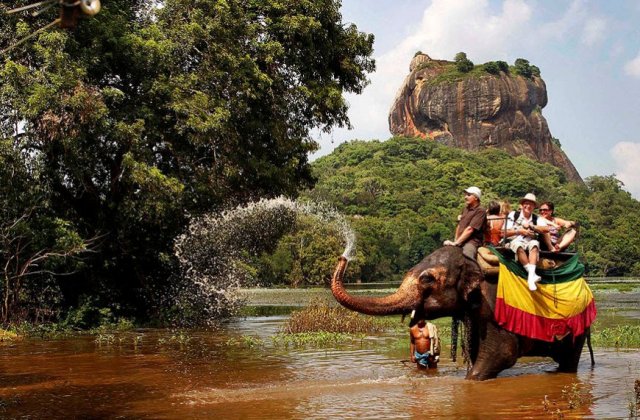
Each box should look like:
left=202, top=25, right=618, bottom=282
left=172, top=196, right=356, bottom=325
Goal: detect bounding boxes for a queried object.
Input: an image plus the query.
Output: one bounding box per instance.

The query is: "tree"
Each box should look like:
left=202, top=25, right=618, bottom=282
left=454, top=52, right=474, bottom=73
left=496, top=61, right=509, bottom=73
left=484, top=61, right=500, bottom=74
left=0, top=138, right=95, bottom=323
left=306, top=137, right=640, bottom=281
left=0, top=0, right=375, bottom=321
left=514, top=58, right=533, bottom=78
left=483, top=61, right=509, bottom=75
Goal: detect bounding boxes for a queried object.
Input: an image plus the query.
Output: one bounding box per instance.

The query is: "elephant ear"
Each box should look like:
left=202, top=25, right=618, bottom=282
left=460, top=258, right=483, bottom=302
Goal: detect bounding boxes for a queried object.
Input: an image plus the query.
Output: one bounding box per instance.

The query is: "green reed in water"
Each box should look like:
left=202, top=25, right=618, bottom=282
left=541, top=381, right=592, bottom=417
left=272, top=331, right=365, bottom=347
left=260, top=299, right=385, bottom=347
left=591, top=324, right=640, bottom=348
left=280, top=299, right=386, bottom=334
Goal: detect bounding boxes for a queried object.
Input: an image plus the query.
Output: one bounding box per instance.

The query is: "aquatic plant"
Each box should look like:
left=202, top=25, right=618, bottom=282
left=272, top=331, right=363, bottom=347
left=562, top=382, right=590, bottom=410
left=280, top=299, right=384, bottom=334
left=226, top=335, right=265, bottom=349
left=94, top=333, right=115, bottom=345
left=541, top=382, right=591, bottom=418
left=132, top=335, right=143, bottom=350
left=591, top=324, right=640, bottom=348
left=629, top=379, right=640, bottom=419
left=0, top=329, right=18, bottom=341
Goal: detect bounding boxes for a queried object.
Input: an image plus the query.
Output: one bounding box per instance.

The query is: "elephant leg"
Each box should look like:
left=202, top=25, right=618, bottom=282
left=554, top=334, right=587, bottom=372
left=466, top=323, right=519, bottom=380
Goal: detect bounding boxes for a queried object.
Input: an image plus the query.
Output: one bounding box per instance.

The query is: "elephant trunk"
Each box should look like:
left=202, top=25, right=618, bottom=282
left=331, top=256, right=421, bottom=316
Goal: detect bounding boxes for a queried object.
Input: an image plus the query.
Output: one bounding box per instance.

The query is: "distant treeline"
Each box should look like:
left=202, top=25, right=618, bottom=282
left=253, top=137, right=640, bottom=286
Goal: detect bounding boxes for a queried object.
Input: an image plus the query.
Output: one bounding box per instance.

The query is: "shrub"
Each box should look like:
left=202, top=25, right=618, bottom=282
left=496, top=61, right=509, bottom=73
left=514, top=58, right=532, bottom=78
left=454, top=52, right=474, bottom=73
left=530, top=65, right=541, bottom=77
left=280, top=299, right=385, bottom=334
left=484, top=61, right=500, bottom=74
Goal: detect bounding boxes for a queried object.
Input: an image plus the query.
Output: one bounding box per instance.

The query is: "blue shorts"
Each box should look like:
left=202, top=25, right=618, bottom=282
left=414, top=350, right=432, bottom=367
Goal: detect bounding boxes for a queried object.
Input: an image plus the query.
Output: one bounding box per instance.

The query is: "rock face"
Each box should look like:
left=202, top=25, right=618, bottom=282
left=389, top=53, right=582, bottom=182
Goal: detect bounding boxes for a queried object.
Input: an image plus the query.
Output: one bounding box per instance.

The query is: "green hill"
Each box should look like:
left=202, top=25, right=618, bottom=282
left=287, top=137, right=639, bottom=283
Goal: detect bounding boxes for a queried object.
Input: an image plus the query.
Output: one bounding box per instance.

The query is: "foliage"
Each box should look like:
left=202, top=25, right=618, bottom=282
left=0, top=138, right=94, bottom=323
left=255, top=214, right=361, bottom=287
left=513, top=58, right=540, bottom=78
left=454, top=51, right=474, bottom=73
left=484, top=60, right=509, bottom=74
left=591, top=324, right=640, bottom=348
left=280, top=299, right=386, bottom=334
left=483, top=60, right=510, bottom=74
left=301, top=137, right=640, bottom=280
left=483, top=61, right=500, bottom=74
left=0, top=0, right=374, bottom=323
left=272, top=331, right=361, bottom=347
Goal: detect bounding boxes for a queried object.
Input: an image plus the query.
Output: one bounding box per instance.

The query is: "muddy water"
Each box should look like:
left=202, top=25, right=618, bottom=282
left=1, top=287, right=640, bottom=418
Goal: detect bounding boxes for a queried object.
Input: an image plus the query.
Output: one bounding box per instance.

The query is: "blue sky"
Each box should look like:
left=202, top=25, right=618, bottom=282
left=312, top=0, right=640, bottom=198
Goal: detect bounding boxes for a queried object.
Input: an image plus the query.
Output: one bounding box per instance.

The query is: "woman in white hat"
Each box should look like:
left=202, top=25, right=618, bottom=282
left=504, top=193, right=549, bottom=291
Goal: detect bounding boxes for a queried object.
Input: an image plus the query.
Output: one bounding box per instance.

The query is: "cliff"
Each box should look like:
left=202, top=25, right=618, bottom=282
left=388, top=53, right=582, bottom=183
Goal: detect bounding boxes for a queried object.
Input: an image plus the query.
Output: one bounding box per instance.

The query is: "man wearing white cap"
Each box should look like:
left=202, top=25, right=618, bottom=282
left=444, top=186, right=486, bottom=260
left=505, top=193, right=549, bottom=291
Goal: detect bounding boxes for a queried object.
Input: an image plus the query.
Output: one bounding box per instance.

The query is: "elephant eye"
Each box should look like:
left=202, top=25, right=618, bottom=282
left=418, top=271, right=435, bottom=284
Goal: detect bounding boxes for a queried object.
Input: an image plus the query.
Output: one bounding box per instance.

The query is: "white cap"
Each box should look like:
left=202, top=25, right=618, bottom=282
left=464, top=186, right=482, bottom=200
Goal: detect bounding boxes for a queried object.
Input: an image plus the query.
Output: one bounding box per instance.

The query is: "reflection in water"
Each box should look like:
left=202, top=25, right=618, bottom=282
left=1, top=315, right=639, bottom=418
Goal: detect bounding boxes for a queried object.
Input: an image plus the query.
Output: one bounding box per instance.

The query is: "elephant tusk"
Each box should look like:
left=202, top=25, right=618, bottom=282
left=80, top=0, right=101, bottom=16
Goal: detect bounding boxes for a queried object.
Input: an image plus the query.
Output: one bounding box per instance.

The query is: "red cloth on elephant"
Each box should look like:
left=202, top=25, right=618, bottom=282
left=494, top=260, right=596, bottom=342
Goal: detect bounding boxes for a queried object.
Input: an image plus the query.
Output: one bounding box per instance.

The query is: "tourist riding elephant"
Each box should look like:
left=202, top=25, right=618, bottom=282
left=331, top=246, right=592, bottom=380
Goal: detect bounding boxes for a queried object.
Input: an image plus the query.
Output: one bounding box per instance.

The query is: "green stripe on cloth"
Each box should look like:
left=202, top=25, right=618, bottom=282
left=488, top=246, right=585, bottom=284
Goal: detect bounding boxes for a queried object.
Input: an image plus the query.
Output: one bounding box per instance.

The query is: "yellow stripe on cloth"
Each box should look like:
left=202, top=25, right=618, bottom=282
left=496, top=263, right=594, bottom=319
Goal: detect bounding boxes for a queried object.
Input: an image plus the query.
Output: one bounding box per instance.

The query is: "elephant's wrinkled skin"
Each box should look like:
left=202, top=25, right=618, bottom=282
left=331, top=246, right=588, bottom=380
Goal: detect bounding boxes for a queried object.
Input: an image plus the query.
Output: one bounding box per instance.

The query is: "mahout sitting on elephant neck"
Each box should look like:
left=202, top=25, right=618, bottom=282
left=331, top=245, right=593, bottom=380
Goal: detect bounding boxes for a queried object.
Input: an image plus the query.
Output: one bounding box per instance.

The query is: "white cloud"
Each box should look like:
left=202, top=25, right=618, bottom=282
left=581, top=17, right=606, bottom=46
left=624, top=52, right=640, bottom=78
left=538, top=0, right=587, bottom=41
left=611, top=142, right=640, bottom=199
left=313, top=0, right=534, bottom=158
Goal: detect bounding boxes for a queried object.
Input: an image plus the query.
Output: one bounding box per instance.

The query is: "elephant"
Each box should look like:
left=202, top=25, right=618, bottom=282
left=331, top=245, right=593, bottom=380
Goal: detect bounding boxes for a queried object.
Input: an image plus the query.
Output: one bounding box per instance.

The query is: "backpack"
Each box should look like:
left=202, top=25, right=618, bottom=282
left=509, top=211, right=539, bottom=242
left=512, top=210, right=538, bottom=225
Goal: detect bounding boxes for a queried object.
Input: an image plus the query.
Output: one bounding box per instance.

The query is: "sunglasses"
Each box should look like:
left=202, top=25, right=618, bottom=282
left=539, top=208, right=551, bottom=212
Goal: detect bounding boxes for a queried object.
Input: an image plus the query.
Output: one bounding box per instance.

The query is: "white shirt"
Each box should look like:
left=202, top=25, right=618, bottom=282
left=506, top=210, right=547, bottom=242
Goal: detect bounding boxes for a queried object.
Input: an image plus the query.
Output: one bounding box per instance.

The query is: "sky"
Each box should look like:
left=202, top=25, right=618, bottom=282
left=311, top=0, right=640, bottom=199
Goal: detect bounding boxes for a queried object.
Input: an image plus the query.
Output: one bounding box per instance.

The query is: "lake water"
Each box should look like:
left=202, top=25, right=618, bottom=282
left=1, top=286, right=639, bottom=418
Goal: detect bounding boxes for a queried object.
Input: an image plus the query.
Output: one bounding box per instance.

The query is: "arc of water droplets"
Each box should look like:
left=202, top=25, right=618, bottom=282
left=292, top=198, right=356, bottom=260
left=179, top=196, right=356, bottom=262
left=172, top=196, right=356, bottom=324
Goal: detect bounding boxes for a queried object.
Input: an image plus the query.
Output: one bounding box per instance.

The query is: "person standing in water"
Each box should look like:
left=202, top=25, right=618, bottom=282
left=410, top=319, right=439, bottom=369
